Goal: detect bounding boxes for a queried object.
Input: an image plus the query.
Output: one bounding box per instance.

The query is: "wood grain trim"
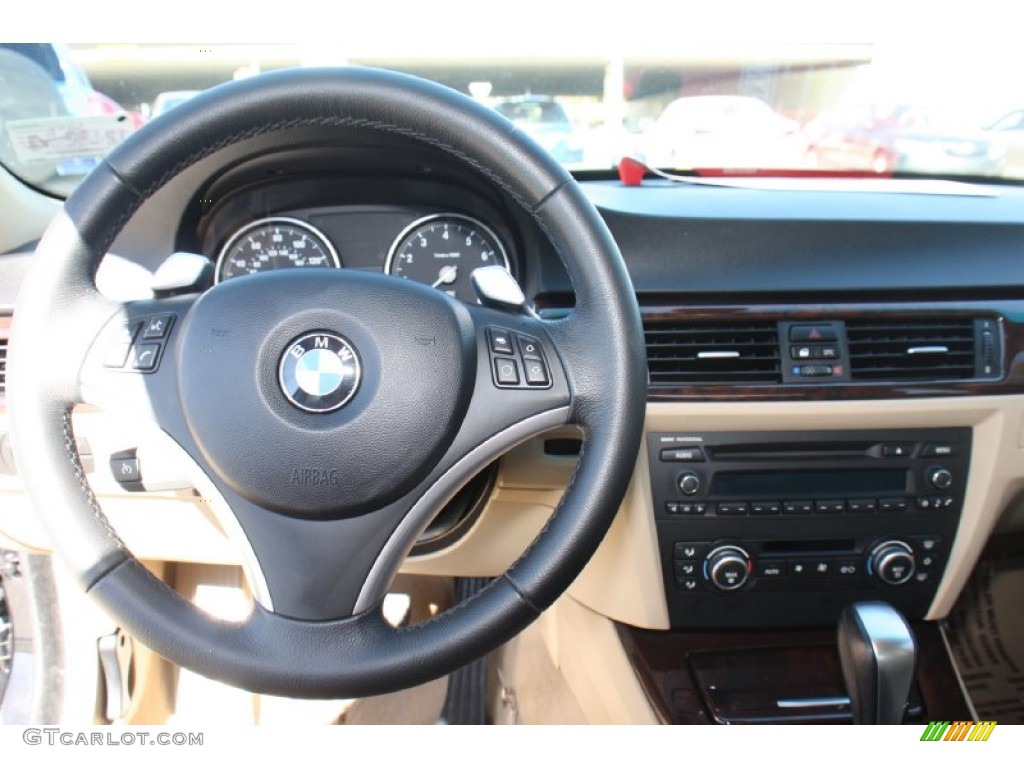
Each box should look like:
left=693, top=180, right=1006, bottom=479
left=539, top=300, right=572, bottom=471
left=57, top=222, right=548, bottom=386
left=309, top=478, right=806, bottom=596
left=617, top=622, right=972, bottom=725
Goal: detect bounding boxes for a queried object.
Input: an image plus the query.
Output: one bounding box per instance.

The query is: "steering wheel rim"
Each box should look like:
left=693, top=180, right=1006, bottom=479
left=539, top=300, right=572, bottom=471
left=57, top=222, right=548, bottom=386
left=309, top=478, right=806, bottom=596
left=7, top=67, right=647, bottom=698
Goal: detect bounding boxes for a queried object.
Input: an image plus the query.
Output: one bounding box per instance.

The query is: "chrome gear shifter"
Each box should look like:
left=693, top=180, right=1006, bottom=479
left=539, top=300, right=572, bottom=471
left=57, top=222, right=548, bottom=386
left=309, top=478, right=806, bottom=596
left=837, top=601, right=917, bottom=724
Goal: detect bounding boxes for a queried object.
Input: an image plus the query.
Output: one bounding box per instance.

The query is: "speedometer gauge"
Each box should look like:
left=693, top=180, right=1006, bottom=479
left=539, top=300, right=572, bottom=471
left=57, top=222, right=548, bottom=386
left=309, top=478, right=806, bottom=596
left=385, top=214, right=510, bottom=303
left=216, top=217, right=340, bottom=283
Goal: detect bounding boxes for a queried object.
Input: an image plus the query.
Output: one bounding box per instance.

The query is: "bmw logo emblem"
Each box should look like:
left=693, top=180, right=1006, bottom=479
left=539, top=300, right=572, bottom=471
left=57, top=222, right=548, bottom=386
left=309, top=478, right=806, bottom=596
left=278, top=332, right=362, bottom=413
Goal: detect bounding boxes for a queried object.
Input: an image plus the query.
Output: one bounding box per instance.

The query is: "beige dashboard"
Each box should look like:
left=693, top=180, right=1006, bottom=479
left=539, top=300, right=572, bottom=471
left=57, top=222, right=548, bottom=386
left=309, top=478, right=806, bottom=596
left=2, top=393, right=1022, bottom=631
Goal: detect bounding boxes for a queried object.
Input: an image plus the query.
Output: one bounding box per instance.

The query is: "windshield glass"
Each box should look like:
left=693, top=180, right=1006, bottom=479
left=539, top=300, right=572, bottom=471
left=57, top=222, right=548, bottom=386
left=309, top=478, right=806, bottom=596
left=4, top=7, right=1023, bottom=195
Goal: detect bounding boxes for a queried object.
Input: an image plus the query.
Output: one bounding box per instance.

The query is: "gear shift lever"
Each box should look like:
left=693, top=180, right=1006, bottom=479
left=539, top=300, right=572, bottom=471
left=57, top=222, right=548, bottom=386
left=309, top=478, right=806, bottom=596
left=837, top=601, right=917, bottom=724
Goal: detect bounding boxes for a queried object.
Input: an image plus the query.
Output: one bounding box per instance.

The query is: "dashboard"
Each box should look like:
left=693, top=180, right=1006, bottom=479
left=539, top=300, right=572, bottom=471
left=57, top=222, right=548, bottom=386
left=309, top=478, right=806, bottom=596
left=3, top=121, right=1024, bottom=723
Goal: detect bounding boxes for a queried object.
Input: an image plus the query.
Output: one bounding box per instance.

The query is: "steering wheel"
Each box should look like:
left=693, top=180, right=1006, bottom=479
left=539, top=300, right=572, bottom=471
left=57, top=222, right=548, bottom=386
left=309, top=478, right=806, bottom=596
left=7, top=68, right=646, bottom=698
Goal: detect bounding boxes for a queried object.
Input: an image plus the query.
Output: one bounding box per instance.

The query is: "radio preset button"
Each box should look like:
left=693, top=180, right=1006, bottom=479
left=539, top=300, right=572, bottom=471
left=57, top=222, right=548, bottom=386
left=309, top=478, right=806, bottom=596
left=847, top=499, right=878, bottom=514
left=750, top=501, right=781, bottom=515
left=815, top=500, right=846, bottom=514
left=783, top=500, right=815, bottom=515
left=879, top=498, right=908, bottom=513
left=717, top=502, right=749, bottom=516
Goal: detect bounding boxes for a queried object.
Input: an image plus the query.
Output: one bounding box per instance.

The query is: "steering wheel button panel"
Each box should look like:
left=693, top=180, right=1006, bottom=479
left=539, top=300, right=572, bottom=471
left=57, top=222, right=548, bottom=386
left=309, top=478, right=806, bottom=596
left=488, top=327, right=554, bottom=389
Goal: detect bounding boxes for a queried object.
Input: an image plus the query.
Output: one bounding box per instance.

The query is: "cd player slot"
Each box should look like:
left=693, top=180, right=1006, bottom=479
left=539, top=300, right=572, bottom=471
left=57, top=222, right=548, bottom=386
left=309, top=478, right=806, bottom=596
left=709, top=441, right=875, bottom=461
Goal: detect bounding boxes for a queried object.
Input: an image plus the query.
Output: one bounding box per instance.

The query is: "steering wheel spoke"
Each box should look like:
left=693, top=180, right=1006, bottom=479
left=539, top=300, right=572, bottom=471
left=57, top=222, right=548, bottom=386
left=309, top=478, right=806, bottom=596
left=77, top=294, right=197, bottom=429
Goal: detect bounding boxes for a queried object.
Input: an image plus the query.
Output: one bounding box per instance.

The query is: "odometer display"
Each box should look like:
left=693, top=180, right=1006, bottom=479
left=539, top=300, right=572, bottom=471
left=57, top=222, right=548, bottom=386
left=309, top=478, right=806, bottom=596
left=385, top=214, right=510, bottom=302
left=216, top=217, right=340, bottom=283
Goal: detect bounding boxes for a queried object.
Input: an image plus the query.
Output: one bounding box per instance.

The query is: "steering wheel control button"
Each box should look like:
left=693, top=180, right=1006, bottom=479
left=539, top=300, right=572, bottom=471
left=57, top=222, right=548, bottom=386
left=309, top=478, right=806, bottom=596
left=493, top=357, right=520, bottom=385
left=142, top=314, right=174, bottom=340
left=523, top=359, right=550, bottom=386
left=517, top=334, right=543, bottom=360
left=110, top=455, right=141, bottom=484
left=278, top=332, right=362, bottom=413
left=130, top=343, right=161, bottom=371
left=488, top=328, right=514, bottom=355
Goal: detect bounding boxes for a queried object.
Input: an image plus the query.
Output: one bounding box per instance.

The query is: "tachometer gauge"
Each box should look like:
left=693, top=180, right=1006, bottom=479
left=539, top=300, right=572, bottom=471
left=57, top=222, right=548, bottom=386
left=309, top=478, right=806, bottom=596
left=216, top=217, right=340, bottom=283
left=385, top=214, right=511, bottom=303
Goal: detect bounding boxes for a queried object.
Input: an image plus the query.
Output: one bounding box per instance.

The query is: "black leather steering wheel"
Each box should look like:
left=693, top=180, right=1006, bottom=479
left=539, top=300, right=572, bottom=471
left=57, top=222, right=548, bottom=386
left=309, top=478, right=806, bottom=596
left=7, top=68, right=646, bottom=697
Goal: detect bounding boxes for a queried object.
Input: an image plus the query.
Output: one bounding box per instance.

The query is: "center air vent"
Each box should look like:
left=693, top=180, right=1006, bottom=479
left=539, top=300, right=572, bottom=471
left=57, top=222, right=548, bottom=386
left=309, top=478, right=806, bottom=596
left=846, top=317, right=985, bottom=381
left=644, top=319, right=781, bottom=385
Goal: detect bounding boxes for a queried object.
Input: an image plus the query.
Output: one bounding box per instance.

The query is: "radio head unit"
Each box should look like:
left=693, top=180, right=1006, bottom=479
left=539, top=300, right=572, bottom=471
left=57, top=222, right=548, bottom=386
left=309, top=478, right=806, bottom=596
left=648, top=428, right=970, bottom=628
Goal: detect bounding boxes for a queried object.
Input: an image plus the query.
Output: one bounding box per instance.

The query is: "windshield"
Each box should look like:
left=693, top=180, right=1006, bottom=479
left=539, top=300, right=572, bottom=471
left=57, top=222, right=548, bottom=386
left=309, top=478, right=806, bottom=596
left=4, top=10, right=1024, bottom=195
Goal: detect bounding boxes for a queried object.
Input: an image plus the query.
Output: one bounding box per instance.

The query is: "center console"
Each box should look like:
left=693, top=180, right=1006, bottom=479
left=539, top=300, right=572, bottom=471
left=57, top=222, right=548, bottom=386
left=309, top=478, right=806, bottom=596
left=649, top=427, right=970, bottom=628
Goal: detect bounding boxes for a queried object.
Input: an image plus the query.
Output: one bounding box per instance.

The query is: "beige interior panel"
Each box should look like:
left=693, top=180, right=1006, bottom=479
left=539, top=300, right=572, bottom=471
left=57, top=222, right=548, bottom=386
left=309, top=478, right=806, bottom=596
left=536, top=595, right=660, bottom=724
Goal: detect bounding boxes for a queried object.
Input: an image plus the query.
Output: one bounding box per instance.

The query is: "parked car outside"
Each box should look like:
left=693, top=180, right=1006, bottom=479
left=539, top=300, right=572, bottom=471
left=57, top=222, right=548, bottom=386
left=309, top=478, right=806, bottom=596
left=985, top=108, right=1024, bottom=177
left=639, top=95, right=809, bottom=170
left=807, top=104, right=1005, bottom=176
left=492, top=95, right=583, bottom=165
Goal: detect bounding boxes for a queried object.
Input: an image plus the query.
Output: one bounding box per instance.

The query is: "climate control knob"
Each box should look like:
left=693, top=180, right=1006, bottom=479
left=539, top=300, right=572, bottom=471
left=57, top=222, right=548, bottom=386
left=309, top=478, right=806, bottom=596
left=868, top=540, right=916, bottom=586
left=928, top=466, right=953, bottom=490
left=705, top=545, right=752, bottom=592
left=677, top=471, right=702, bottom=496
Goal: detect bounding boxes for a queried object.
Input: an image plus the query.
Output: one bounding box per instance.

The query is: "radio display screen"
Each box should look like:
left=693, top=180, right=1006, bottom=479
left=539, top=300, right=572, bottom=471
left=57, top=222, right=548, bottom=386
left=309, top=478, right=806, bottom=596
left=712, top=469, right=907, bottom=498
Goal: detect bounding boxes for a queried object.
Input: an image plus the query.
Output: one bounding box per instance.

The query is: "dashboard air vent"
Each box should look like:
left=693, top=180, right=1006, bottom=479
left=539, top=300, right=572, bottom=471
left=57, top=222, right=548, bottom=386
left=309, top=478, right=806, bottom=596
left=644, top=319, right=781, bottom=385
left=846, top=318, right=978, bottom=381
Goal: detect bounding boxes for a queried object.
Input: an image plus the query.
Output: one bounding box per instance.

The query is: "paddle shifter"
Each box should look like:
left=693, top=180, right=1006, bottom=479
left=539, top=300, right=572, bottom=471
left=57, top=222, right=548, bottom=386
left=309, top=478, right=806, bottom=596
left=837, top=601, right=917, bottom=724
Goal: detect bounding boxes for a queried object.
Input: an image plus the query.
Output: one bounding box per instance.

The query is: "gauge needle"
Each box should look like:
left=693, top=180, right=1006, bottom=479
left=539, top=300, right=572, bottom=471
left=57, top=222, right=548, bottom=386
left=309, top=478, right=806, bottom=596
left=431, top=264, right=459, bottom=288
